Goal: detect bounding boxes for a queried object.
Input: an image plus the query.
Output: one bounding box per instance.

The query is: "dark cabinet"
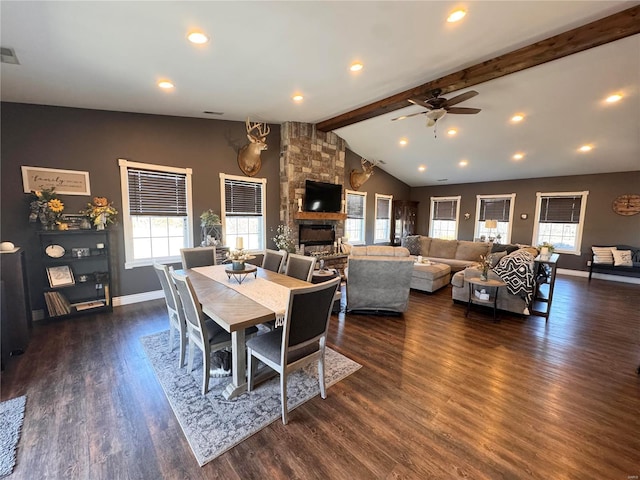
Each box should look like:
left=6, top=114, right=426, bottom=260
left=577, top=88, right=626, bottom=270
left=391, top=200, right=419, bottom=245
left=37, top=230, right=113, bottom=319
left=1, top=248, right=32, bottom=368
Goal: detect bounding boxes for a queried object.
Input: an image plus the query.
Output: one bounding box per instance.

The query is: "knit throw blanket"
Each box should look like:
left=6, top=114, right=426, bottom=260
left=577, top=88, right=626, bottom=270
left=492, top=250, right=536, bottom=306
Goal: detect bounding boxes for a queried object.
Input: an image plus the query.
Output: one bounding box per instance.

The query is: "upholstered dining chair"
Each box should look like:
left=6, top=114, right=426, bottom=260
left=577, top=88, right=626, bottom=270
left=153, top=263, right=187, bottom=368
left=246, top=276, right=341, bottom=424
left=180, top=246, right=217, bottom=270
left=170, top=270, right=233, bottom=394
left=284, top=253, right=316, bottom=282
left=262, top=249, right=287, bottom=273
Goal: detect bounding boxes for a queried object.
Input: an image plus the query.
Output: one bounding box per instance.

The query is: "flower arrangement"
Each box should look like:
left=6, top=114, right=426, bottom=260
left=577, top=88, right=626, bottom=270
left=479, top=253, right=494, bottom=280
left=83, top=196, right=118, bottom=229
left=226, top=249, right=251, bottom=262
left=272, top=224, right=294, bottom=252
left=200, top=209, right=222, bottom=246
left=200, top=209, right=221, bottom=227
left=29, top=188, right=65, bottom=229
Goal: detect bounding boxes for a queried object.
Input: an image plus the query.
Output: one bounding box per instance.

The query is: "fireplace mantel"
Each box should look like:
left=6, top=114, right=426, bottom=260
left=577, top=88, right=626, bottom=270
left=294, top=212, right=347, bottom=221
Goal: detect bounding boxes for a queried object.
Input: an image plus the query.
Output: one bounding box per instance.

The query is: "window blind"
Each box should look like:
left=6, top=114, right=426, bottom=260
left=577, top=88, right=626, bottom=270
left=433, top=199, right=457, bottom=221
left=539, top=196, right=582, bottom=223
left=128, top=168, right=187, bottom=216
left=224, top=178, right=263, bottom=216
left=347, top=193, right=365, bottom=219
left=479, top=198, right=510, bottom=222
left=376, top=197, right=390, bottom=220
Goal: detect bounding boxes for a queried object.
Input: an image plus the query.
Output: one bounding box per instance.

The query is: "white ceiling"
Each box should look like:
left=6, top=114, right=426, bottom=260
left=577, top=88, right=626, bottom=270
left=1, top=1, right=638, bottom=187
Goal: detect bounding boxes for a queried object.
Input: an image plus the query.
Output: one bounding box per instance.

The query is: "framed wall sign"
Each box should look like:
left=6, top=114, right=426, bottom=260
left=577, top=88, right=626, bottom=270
left=46, top=265, right=75, bottom=288
left=21, top=166, right=91, bottom=195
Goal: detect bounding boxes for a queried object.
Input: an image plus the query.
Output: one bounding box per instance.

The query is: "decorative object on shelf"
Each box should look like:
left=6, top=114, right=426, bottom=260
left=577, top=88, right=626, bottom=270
left=297, top=198, right=303, bottom=212
left=46, top=265, right=75, bottom=288
left=71, top=247, right=91, bottom=258
left=0, top=241, right=15, bottom=251
left=479, top=254, right=493, bottom=281
left=82, top=196, right=118, bottom=230
left=45, top=244, right=65, bottom=258
left=237, top=118, right=270, bottom=177
left=272, top=224, right=294, bottom=252
left=349, top=158, right=378, bottom=190
left=612, top=194, right=640, bottom=216
left=200, top=209, right=222, bottom=246
left=28, top=188, right=65, bottom=230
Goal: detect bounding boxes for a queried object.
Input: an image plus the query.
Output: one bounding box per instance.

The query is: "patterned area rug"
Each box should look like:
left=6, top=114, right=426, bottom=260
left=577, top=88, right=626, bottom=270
left=140, top=330, right=361, bottom=466
left=0, top=395, right=26, bottom=477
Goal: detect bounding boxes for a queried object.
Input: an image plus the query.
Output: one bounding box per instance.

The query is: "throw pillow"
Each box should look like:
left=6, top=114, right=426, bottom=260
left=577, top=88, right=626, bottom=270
left=592, top=246, right=616, bottom=264
left=490, top=251, right=507, bottom=267
left=612, top=249, right=633, bottom=267
left=491, top=243, right=519, bottom=254
left=401, top=235, right=421, bottom=256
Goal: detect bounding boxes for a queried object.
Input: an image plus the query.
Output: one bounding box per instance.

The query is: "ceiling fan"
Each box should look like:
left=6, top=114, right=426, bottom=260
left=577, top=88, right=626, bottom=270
left=392, top=89, right=481, bottom=127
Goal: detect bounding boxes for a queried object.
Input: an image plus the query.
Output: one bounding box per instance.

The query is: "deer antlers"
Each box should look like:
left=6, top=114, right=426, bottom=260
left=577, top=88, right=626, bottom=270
left=238, top=117, right=270, bottom=177
left=349, top=158, right=378, bottom=190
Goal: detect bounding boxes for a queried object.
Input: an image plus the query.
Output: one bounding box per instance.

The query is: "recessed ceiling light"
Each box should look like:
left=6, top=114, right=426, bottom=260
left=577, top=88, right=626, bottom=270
left=447, top=129, right=457, bottom=136
left=187, top=31, right=210, bottom=44
left=605, top=93, right=622, bottom=103
left=350, top=62, right=363, bottom=72
left=447, top=9, right=466, bottom=22
left=513, top=153, right=524, bottom=160
left=511, top=114, right=524, bottom=122
left=399, top=138, right=408, bottom=146
left=292, top=94, right=304, bottom=102
left=418, top=165, right=426, bottom=172
left=578, top=145, right=593, bottom=152
left=158, top=80, right=174, bottom=89
left=459, top=160, right=468, bottom=167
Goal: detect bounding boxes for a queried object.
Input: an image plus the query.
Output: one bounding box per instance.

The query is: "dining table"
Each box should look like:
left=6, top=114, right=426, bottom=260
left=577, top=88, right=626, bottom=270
left=182, top=264, right=310, bottom=399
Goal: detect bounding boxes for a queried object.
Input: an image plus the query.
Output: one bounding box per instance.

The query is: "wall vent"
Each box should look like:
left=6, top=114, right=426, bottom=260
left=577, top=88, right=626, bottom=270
left=1, top=47, right=20, bottom=65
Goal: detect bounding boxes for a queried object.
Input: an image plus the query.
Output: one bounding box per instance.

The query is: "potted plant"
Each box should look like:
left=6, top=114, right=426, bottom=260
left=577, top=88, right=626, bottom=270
left=200, top=209, right=221, bottom=246
left=538, top=242, right=555, bottom=257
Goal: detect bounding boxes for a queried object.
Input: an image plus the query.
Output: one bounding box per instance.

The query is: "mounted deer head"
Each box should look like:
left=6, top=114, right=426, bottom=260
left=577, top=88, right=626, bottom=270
left=237, top=118, right=270, bottom=177
left=350, top=158, right=378, bottom=190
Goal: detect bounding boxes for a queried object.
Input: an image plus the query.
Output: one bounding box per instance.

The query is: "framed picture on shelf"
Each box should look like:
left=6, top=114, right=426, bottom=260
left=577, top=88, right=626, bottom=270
left=71, top=247, right=91, bottom=258
left=46, top=265, right=75, bottom=288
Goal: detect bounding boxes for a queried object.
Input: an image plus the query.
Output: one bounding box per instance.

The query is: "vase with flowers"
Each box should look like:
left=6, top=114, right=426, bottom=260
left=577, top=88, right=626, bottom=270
left=226, top=248, right=251, bottom=270
left=29, top=188, right=65, bottom=230
left=272, top=224, right=295, bottom=253
left=479, top=253, right=494, bottom=281
left=83, top=196, right=118, bottom=230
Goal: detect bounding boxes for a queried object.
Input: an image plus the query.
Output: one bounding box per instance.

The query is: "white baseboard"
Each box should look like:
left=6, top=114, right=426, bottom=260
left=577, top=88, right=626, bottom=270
left=112, top=289, right=164, bottom=306
left=558, top=268, right=640, bottom=285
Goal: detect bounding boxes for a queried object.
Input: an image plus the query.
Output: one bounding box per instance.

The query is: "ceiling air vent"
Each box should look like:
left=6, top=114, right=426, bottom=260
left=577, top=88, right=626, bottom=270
left=203, top=111, right=224, bottom=116
left=1, top=47, right=20, bottom=65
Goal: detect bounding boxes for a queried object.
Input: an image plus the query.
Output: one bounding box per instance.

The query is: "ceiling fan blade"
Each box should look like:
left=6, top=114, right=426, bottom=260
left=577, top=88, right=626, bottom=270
left=446, top=107, right=481, bottom=114
left=408, top=98, right=433, bottom=110
left=391, top=111, right=426, bottom=121
left=442, top=90, right=479, bottom=107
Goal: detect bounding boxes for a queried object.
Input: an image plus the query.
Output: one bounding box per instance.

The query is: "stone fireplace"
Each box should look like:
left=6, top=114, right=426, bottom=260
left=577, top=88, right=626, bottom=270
left=280, top=122, right=346, bottom=250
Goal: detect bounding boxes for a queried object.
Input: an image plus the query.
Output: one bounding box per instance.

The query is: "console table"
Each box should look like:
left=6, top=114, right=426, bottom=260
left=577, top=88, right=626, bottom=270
left=531, top=253, right=559, bottom=322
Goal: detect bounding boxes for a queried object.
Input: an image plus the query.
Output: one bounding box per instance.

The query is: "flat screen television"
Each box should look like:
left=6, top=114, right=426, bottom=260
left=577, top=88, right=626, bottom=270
left=304, top=180, right=342, bottom=213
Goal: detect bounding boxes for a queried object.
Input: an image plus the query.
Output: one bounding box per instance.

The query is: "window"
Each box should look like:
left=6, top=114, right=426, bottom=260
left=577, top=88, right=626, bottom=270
left=474, top=194, right=516, bottom=243
left=345, top=189, right=367, bottom=245
left=429, top=196, right=460, bottom=239
left=533, top=191, right=588, bottom=255
left=119, top=159, right=193, bottom=269
left=374, top=194, right=393, bottom=243
left=220, top=173, right=266, bottom=251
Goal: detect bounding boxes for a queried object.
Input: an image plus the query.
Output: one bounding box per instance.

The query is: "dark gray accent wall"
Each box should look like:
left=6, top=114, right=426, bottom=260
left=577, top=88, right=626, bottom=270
left=411, top=172, right=640, bottom=271
left=343, top=149, right=412, bottom=245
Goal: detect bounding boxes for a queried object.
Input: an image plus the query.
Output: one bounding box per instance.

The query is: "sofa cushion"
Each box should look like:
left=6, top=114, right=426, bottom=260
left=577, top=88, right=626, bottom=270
left=401, top=235, right=421, bottom=255
left=592, top=246, right=616, bottom=264
left=351, top=246, right=368, bottom=256
left=419, top=236, right=432, bottom=256
left=429, top=238, right=458, bottom=259
left=455, top=241, right=489, bottom=261
left=427, top=257, right=475, bottom=272
left=613, top=249, right=633, bottom=266
left=491, top=243, right=520, bottom=254
left=491, top=250, right=507, bottom=267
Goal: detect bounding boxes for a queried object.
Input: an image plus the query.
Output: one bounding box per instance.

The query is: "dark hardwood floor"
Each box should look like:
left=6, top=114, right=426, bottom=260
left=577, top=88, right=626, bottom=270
left=2, top=275, right=639, bottom=479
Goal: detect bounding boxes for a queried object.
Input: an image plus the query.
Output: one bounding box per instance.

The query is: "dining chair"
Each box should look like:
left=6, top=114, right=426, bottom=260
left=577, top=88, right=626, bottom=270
left=170, top=270, right=233, bottom=394
left=247, top=276, right=341, bottom=424
left=262, top=249, right=286, bottom=273
left=180, top=246, right=217, bottom=270
left=153, top=263, right=187, bottom=368
left=284, top=253, right=316, bottom=282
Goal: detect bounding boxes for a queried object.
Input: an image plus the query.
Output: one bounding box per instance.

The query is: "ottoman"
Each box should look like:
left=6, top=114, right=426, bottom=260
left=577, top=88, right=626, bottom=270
left=410, top=262, right=451, bottom=293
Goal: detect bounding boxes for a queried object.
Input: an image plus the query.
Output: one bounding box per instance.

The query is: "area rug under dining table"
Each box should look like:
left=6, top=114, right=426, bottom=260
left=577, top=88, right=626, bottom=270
left=140, top=330, right=361, bottom=466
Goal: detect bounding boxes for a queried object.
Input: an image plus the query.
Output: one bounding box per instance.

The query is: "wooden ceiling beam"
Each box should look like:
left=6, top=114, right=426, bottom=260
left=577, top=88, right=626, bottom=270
left=316, top=5, right=640, bottom=132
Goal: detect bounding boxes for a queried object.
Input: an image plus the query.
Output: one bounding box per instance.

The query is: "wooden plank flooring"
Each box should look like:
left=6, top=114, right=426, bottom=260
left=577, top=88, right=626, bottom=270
left=1, top=275, right=639, bottom=479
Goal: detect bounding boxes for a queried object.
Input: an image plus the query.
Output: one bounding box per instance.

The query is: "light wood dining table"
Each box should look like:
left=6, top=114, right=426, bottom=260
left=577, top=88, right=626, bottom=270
left=183, top=264, right=310, bottom=399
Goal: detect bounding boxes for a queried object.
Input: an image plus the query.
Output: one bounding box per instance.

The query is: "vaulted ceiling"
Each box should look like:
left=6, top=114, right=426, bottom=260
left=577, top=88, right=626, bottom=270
left=1, top=1, right=638, bottom=186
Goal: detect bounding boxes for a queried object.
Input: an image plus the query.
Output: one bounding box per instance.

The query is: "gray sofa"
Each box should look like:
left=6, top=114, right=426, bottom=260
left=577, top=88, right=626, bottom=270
left=346, top=246, right=415, bottom=313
